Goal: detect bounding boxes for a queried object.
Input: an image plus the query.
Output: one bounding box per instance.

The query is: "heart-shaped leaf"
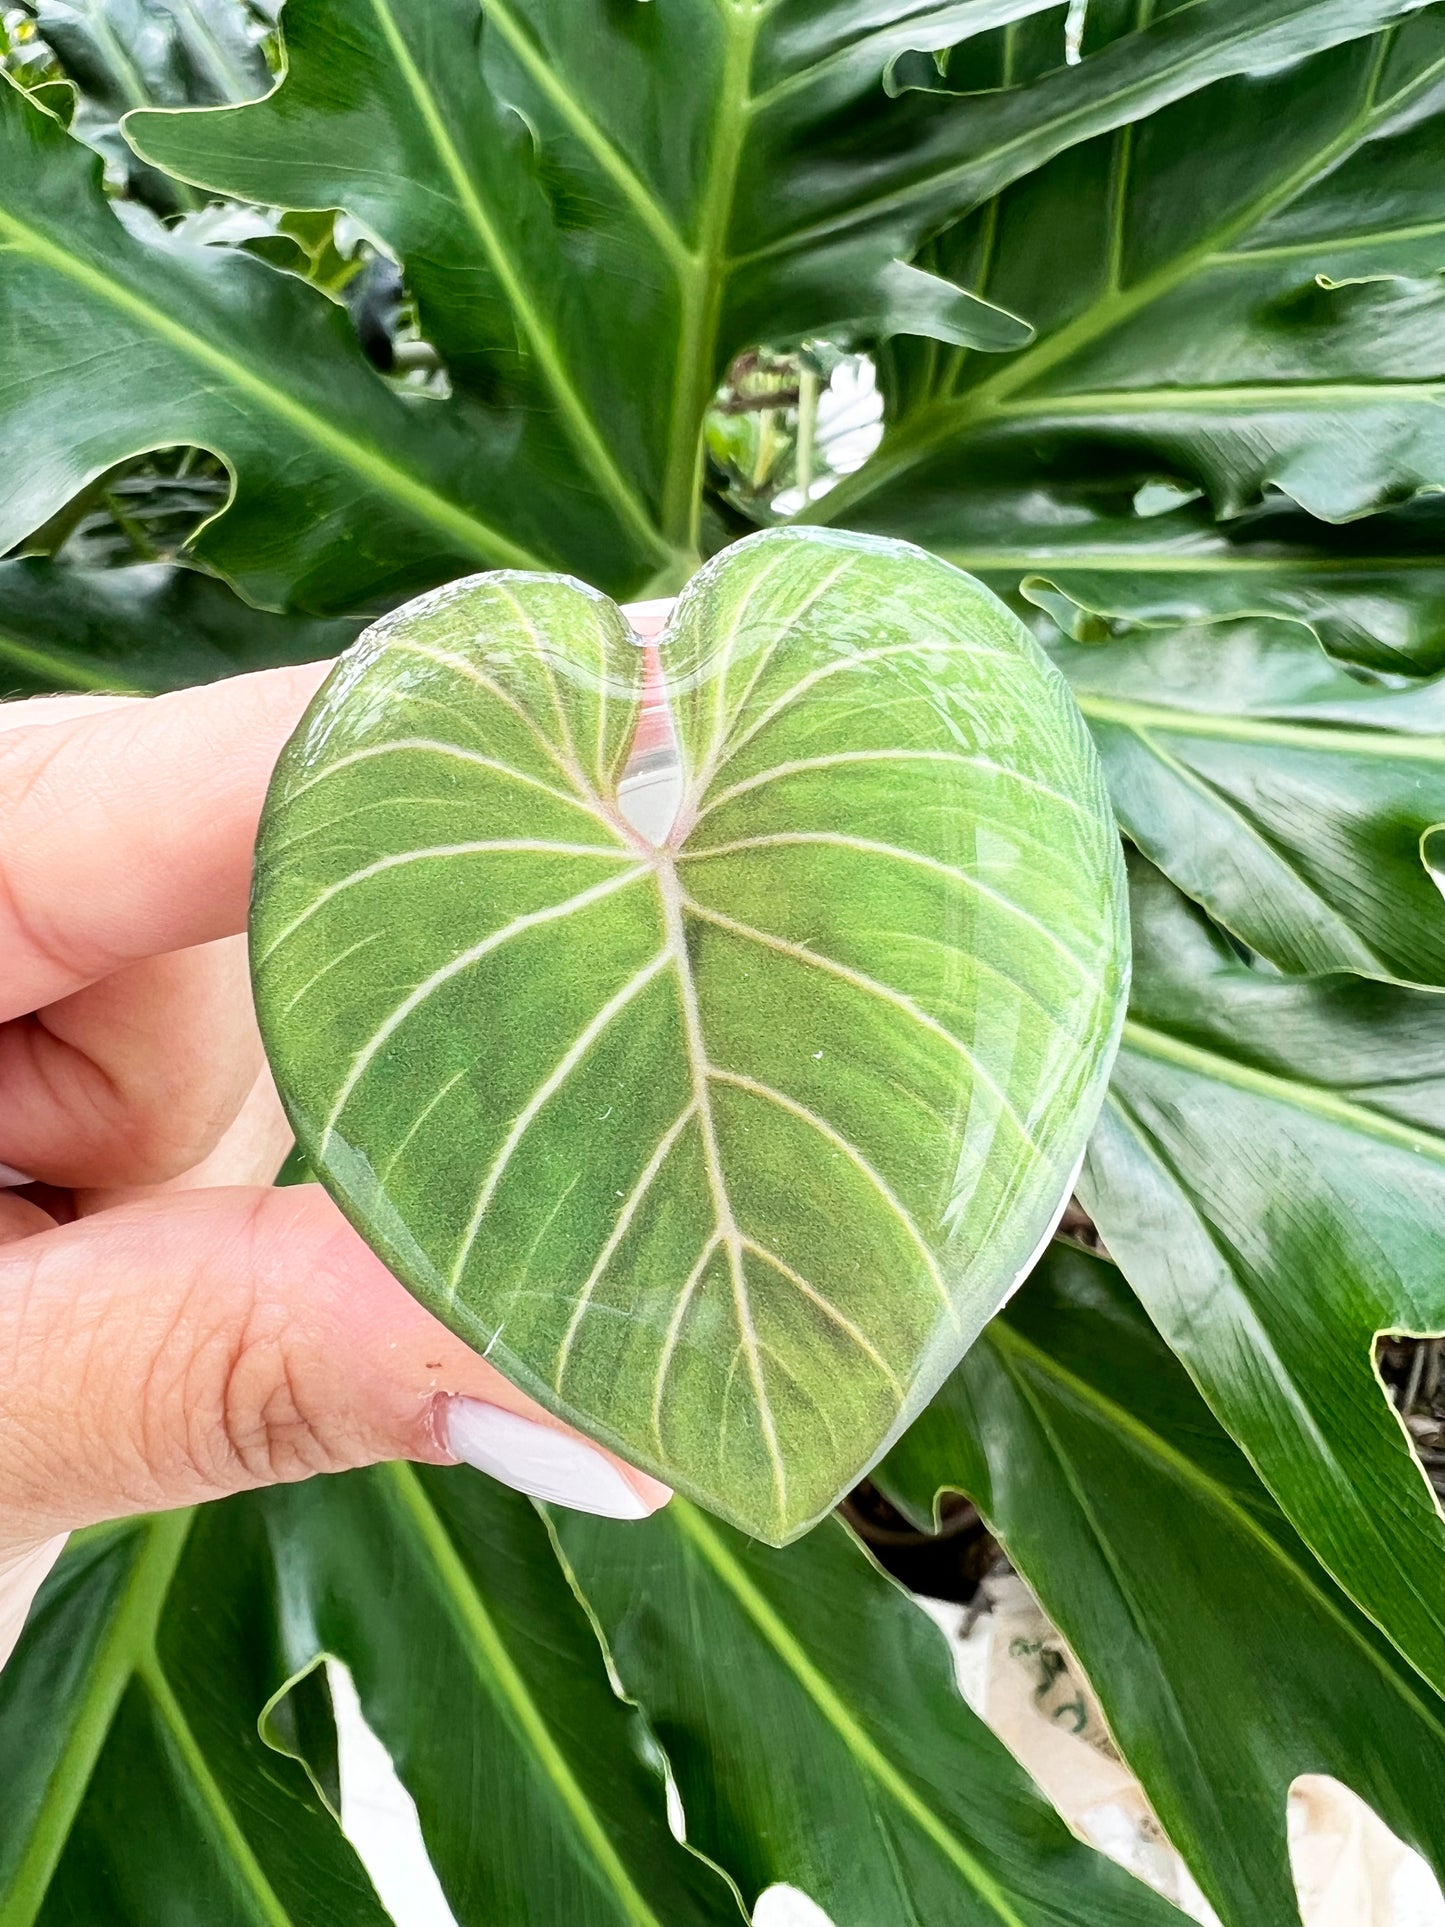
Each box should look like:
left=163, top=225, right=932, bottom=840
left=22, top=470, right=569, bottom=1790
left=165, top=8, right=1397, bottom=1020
left=250, top=528, right=1127, bottom=1540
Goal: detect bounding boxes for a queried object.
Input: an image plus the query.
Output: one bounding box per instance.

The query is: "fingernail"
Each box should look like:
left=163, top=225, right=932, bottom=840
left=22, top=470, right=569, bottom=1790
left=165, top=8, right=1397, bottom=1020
left=0, top=1163, right=33, bottom=1188
left=443, top=1398, right=654, bottom=1519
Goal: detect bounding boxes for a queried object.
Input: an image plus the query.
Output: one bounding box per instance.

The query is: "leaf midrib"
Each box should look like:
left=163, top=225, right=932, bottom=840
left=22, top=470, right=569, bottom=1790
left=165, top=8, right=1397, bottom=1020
left=0, top=629, right=145, bottom=694
left=670, top=1501, right=1031, bottom=1927
left=2, top=1512, right=192, bottom=1926
left=1076, top=691, right=1445, bottom=762
left=475, top=0, right=690, bottom=269
left=660, top=0, right=767, bottom=550
left=987, top=1318, right=1445, bottom=1750
left=1116, top=727, right=1389, bottom=973
left=1120, top=1017, right=1445, bottom=1164
left=992, top=379, right=1445, bottom=416
left=818, top=34, right=1441, bottom=523
left=139, top=1657, right=297, bottom=1927
left=384, top=1463, right=669, bottom=1927
left=364, top=0, right=668, bottom=562
left=0, top=201, right=550, bottom=573
left=84, top=8, right=154, bottom=115
left=653, top=851, right=788, bottom=1522
left=740, top=0, right=1380, bottom=266
left=985, top=1340, right=1262, bottom=1902
left=939, top=551, right=1445, bottom=575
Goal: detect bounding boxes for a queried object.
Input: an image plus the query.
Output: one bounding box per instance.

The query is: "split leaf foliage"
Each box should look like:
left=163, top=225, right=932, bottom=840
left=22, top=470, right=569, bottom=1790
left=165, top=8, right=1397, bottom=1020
left=6, top=0, right=1445, bottom=1920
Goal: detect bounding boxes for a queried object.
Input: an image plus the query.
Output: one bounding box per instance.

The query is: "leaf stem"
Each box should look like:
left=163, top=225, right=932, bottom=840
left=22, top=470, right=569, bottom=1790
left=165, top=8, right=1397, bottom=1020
left=659, top=0, right=766, bottom=556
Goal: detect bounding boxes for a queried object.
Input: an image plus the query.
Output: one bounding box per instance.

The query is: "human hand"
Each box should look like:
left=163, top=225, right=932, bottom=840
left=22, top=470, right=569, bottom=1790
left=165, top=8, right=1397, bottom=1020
left=0, top=662, right=670, bottom=1571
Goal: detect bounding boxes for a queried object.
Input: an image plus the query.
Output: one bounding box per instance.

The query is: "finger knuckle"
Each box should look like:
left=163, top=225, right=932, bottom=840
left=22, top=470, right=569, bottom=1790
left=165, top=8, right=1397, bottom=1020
left=165, top=1199, right=357, bottom=1490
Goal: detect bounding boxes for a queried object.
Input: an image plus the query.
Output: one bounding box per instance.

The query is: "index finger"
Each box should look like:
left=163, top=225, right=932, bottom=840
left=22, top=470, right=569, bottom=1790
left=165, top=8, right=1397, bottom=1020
left=0, top=662, right=329, bottom=1021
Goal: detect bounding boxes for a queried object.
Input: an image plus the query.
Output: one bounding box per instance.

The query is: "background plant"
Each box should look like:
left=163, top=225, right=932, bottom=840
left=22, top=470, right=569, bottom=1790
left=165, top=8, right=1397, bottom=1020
left=4, top=0, right=1445, bottom=1921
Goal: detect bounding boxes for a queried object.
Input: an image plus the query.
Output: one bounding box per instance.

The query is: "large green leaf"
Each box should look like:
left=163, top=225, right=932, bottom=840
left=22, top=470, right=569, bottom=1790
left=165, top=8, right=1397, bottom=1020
left=0, top=0, right=1412, bottom=595
left=0, top=1474, right=745, bottom=1927
left=28, top=0, right=270, bottom=210
left=1083, top=858, right=1445, bottom=1699
left=127, top=0, right=1437, bottom=563
left=0, top=557, right=360, bottom=696
left=0, top=76, right=646, bottom=613
left=877, top=1245, right=1445, bottom=1927
left=250, top=529, right=1127, bottom=1542
left=1, top=1466, right=1187, bottom=1926
left=556, top=1499, right=1185, bottom=1926
left=1047, top=611, right=1445, bottom=983
left=257, top=1466, right=744, bottom=1927
left=0, top=1508, right=392, bottom=1926
left=828, top=12, right=1445, bottom=574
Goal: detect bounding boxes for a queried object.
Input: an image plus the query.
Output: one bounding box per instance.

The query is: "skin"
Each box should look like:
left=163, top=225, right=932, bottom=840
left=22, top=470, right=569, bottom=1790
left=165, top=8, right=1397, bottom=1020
left=0, top=666, right=669, bottom=1557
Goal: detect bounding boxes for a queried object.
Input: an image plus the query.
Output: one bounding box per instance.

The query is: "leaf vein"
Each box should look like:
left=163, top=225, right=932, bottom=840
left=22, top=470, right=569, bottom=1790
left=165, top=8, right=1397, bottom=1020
left=447, top=950, right=671, bottom=1296
left=707, top=1065, right=955, bottom=1324
left=316, top=865, right=648, bottom=1153
left=554, top=1102, right=699, bottom=1390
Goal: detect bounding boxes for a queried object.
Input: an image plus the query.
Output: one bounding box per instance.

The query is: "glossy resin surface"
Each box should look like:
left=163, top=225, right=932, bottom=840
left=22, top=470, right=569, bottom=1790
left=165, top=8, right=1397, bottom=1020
left=251, top=528, right=1128, bottom=1540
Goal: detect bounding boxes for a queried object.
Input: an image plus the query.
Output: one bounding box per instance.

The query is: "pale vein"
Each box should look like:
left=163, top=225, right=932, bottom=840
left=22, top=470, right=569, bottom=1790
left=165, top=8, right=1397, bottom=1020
left=708, top=1066, right=955, bottom=1325
left=257, top=839, right=632, bottom=966
left=681, top=831, right=1091, bottom=980
left=447, top=950, right=671, bottom=1296
left=318, top=866, right=648, bottom=1152
left=554, top=1101, right=698, bottom=1389
left=683, top=896, right=1041, bottom=1155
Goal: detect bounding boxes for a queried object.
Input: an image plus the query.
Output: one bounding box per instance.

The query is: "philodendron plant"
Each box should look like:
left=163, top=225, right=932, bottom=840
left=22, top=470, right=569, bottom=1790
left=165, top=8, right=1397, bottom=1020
left=250, top=528, right=1128, bottom=1540
left=5, top=0, right=1445, bottom=1923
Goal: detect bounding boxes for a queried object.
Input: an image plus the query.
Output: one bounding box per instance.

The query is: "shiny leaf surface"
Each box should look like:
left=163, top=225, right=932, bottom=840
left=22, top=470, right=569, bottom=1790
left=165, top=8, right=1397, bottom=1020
left=29, top=0, right=269, bottom=210
left=556, top=1498, right=1185, bottom=1927
left=831, top=15, right=1445, bottom=583
left=251, top=529, right=1127, bottom=1542
left=1084, top=859, right=1445, bottom=1699
left=1049, top=612, right=1445, bottom=983
left=258, top=1466, right=743, bottom=1927
left=878, top=1246, right=1445, bottom=1927
left=1017, top=498, right=1445, bottom=675
left=0, top=0, right=1420, bottom=601
left=2, top=1467, right=1187, bottom=1926
left=126, top=0, right=1430, bottom=561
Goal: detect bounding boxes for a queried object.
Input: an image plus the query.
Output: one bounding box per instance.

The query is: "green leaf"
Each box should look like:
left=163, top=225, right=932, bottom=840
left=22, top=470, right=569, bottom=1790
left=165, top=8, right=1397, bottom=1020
left=258, top=1466, right=745, bottom=1927
left=0, top=76, right=653, bottom=613
left=1083, top=856, right=1445, bottom=1701
left=0, top=558, right=360, bottom=695
left=119, top=0, right=1430, bottom=565
left=556, top=1498, right=1185, bottom=1926
left=828, top=15, right=1445, bottom=569
left=0, top=1464, right=1189, bottom=1927
left=29, top=0, right=269, bottom=210
left=1014, top=498, right=1445, bottom=676
left=0, top=1509, right=391, bottom=1927
left=33, top=0, right=268, bottom=117
left=1046, top=610, right=1445, bottom=983
left=122, top=0, right=1046, bottom=559
left=877, top=1245, right=1445, bottom=1927
left=250, top=528, right=1127, bottom=1543
left=0, top=1472, right=746, bottom=1927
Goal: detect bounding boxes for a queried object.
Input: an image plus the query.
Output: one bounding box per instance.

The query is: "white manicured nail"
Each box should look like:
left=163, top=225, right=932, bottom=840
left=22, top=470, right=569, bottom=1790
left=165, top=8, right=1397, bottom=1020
left=0, top=1163, right=34, bottom=1187
left=443, top=1399, right=654, bottom=1519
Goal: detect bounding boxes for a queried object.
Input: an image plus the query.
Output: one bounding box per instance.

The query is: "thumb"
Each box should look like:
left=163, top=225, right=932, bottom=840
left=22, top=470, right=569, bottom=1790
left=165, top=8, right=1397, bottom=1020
left=0, top=1184, right=668, bottom=1550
